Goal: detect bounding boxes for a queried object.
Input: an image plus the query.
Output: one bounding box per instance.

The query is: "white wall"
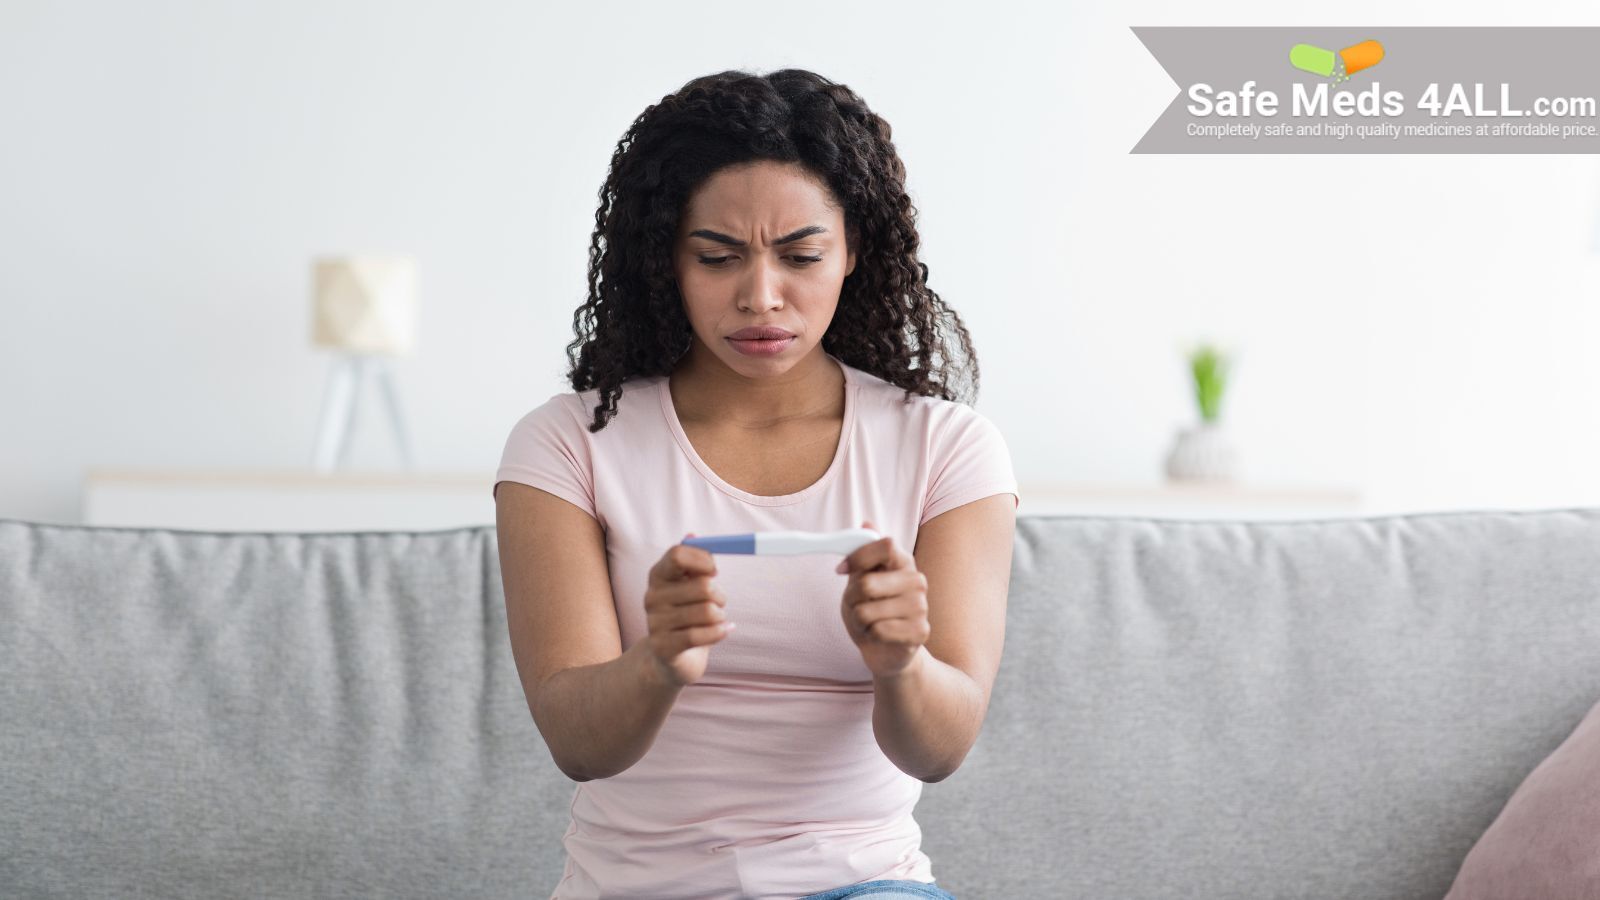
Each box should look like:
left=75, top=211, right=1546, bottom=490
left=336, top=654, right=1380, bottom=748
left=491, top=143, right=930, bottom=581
left=3, top=0, right=1599, bottom=526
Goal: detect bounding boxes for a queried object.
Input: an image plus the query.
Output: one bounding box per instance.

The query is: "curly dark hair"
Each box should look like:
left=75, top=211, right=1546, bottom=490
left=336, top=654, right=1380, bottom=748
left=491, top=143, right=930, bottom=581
left=565, top=67, right=981, bottom=432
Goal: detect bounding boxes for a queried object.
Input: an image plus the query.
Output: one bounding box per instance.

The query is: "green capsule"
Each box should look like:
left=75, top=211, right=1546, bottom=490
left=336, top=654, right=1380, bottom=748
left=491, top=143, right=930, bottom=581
left=1289, top=43, right=1337, bottom=77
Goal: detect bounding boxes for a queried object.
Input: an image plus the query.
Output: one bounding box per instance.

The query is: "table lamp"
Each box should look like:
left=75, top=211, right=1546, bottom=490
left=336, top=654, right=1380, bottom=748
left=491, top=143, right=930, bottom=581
left=309, top=255, right=418, bottom=472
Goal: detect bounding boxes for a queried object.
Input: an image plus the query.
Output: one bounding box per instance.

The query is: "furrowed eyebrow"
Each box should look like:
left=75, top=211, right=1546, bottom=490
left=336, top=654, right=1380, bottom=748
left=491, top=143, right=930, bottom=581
left=687, top=225, right=828, bottom=247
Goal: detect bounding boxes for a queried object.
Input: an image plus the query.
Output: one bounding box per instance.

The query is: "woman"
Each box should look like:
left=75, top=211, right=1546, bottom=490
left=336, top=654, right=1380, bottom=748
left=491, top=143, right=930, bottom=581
left=494, top=67, right=1018, bottom=900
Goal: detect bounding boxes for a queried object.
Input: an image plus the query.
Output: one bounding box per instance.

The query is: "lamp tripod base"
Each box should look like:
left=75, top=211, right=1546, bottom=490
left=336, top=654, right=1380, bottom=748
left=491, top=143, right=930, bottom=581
left=311, top=354, right=415, bottom=473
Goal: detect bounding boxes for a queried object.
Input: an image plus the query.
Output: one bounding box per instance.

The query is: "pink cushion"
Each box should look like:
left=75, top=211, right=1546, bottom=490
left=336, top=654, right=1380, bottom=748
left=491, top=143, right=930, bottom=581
left=1445, top=695, right=1600, bottom=899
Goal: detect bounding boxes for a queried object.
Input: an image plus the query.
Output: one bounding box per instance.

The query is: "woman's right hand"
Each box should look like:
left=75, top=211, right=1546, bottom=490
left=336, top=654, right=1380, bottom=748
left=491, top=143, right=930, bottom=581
left=643, top=533, right=733, bottom=687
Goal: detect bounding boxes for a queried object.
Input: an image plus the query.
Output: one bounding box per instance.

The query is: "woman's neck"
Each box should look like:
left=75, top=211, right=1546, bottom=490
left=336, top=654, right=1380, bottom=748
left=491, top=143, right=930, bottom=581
left=669, top=342, right=844, bottom=429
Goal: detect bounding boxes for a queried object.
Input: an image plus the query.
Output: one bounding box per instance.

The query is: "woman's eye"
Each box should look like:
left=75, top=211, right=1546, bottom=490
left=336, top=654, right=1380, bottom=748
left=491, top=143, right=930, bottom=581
left=695, top=255, right=823, bottom=268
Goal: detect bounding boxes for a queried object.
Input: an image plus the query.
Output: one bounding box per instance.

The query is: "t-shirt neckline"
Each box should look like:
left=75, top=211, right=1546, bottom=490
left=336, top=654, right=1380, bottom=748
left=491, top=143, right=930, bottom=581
left=658, top=353, right=857, bottom=507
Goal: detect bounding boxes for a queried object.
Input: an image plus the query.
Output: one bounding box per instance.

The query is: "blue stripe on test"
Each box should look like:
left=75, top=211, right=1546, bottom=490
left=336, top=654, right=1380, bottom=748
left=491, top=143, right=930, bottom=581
left=682, top=534, right=757, bottom=554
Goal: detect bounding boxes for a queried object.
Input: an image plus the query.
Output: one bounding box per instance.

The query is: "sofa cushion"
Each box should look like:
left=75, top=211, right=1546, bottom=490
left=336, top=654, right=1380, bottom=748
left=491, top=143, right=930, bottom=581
left=1445, top=694, right=1600, bottom=899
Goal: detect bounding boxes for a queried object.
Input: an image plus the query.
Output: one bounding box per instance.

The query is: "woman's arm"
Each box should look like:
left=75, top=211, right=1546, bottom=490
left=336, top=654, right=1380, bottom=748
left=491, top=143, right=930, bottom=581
left=497, top=481, right=684, bottom=781
left=871, top=493, right=1016, bottom=782
left=537, top=643, right=686, bottom=782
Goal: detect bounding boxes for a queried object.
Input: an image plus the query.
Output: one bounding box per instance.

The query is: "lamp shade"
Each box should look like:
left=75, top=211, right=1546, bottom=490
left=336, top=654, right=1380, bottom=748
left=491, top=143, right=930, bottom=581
left=311, top=256, right=418, bottom=355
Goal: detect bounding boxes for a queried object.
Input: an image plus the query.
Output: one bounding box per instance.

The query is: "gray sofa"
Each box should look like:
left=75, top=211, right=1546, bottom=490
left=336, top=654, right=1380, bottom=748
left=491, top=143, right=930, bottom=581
left=3, top=508, right=1598, bottom=899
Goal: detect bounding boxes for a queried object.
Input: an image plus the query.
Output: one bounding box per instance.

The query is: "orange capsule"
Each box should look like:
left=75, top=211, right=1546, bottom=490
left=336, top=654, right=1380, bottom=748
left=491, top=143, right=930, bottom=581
left=1339, top=40, right=1384, bottom=76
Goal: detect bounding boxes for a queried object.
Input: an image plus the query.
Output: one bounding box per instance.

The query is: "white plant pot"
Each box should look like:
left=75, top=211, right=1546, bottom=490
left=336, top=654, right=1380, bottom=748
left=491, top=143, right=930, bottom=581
left=1164, top=421, right=1239, bottom=483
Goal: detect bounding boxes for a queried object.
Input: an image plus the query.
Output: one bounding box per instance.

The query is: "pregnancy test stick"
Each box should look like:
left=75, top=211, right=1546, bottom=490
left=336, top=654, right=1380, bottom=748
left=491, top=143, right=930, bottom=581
left=683, top=527, right=882, bottom=556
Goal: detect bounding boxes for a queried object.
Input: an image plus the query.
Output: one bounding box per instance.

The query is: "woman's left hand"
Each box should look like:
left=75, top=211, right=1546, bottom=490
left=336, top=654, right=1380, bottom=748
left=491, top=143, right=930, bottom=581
left=836, top=519, right=928, bottom=679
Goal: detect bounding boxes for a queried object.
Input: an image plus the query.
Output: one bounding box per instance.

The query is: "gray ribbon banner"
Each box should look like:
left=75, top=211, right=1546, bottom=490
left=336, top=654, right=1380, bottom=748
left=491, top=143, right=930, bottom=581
left=1132, top=27, right=1600, bottom=153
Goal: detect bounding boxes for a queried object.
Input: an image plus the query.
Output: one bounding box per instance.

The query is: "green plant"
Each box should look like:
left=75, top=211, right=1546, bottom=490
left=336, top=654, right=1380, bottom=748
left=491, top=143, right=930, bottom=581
left=1186, top=341, right=1233, bottom=423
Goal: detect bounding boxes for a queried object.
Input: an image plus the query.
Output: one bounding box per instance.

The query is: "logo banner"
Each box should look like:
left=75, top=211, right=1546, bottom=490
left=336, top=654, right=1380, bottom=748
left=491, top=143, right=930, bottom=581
left=1131, top=27, right=1600, bottom=153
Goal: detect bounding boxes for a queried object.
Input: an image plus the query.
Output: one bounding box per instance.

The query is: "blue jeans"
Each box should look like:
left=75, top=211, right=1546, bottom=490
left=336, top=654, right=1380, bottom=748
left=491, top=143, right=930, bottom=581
left=796, top=879, right=956, bottom=899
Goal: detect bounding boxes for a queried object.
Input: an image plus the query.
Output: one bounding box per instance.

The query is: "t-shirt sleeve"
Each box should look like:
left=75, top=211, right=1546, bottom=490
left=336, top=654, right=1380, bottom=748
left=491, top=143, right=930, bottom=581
left=492, top=394, right=598, bottom=522
left=920, top=405, right=1020, bottom=527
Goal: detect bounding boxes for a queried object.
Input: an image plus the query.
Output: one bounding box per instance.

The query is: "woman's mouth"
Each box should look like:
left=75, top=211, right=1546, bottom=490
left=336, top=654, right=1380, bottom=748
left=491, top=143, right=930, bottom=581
left=726, top=336, right=796, bottom=356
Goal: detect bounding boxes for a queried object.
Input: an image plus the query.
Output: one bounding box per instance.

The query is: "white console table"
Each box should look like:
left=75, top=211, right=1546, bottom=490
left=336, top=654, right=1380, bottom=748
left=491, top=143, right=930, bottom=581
left=1018, top=481, right=1366, bottom=521
left=84, top=469, right=494, bottom=533
left=84, top=468, right=1364, bottom=532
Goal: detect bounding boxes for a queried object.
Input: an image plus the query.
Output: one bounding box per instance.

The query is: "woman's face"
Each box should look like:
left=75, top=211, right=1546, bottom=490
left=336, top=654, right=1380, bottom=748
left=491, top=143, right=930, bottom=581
left=672, top=160, right=856, bottom=376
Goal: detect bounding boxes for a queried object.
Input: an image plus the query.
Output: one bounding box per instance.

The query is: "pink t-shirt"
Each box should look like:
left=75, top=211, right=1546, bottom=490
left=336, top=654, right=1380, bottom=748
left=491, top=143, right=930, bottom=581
left=493, top=352, right=1019, bottom=900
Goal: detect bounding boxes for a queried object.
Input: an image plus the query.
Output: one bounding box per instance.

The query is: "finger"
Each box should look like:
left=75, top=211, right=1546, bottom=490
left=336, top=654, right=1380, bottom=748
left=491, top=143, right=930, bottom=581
left=660, top=577, right=727, bottom=610
left=840, top=541, right=889, bottom=575
left=852, top=596, right=927, bottom=635
left=852, top=594, right=915, bottom=625
left=839, top=519, right=884, bottom=573
left=649, top=586, right=727, bottom=631
left=666, top=621, right=732, bottom=655
left=841, top=527, right=905, bottom=575
left=865, top=617, right=925, bottom=644
left=670, top=596, right=728, bottom=630
left=848, top=570, right=926, bottom=608
left=663, top=543, right=716, bottom=581
left=652, top=566, right=723, bottom=608
left=869, top=520, right=915, bottom=572
left=837, top=519, right=875, bottom=575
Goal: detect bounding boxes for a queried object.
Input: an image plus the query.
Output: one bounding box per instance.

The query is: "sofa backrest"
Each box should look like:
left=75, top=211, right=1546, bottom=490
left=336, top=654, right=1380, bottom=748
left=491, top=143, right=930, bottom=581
left=3, top=509, right=1598, bottom=898
left=922, top=508, right=1600, bottom=898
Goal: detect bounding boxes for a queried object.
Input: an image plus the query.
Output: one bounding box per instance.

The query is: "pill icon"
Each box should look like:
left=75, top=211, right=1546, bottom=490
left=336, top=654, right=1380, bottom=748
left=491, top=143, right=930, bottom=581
left=1289, top=44, right=1339, bottom=77
left=1289, top=40, right=1385, bottom=82
left=1339, top=40, right=1384, bottom=75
